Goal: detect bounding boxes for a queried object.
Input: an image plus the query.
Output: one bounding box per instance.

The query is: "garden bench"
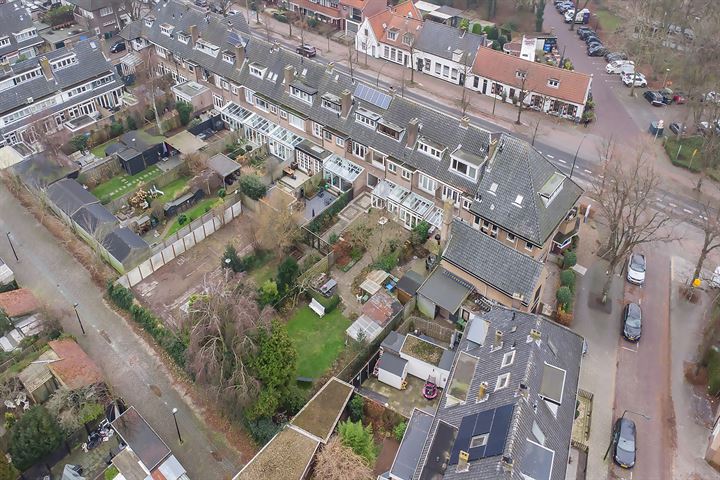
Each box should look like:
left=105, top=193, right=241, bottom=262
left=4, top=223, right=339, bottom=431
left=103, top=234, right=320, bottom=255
left=309, top=298, right=325, bottom=317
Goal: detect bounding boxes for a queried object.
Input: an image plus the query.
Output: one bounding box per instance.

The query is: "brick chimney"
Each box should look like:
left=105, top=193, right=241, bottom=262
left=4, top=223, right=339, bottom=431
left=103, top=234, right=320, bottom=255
left=189, top=24, right=198, bottom=46
left=439, top=199, right=453, bottom=254
left=460, top=116, right=470, bottom=129
left=340, top=89, right=352, bottom=117
left=39, top=57, right=53, bottom=82
left=283, top=65, right=295, bottom=92
left=406, top=117, right=419, bottom=148
left=235, top=45, right=245, bottom=67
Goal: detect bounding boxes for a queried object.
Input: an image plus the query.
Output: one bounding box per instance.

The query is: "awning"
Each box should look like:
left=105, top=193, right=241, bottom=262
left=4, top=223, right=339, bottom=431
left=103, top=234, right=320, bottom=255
left=165, top=130, right=207, bottom=154
left=417, top=267, right=473, bottom=313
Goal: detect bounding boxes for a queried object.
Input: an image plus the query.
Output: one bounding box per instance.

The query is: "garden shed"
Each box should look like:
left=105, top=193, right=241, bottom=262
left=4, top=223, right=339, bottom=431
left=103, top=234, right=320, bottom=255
left=377, top=351, right=408, bottom=389
left=164, top=130, right=207, bottom=156
left=396, top=270, right=424, bottom=304
left=208, top=153, right=241, bottom=185
left=346, top=291, right=402, bottom=343
left=116, top=131, right=167, bottom=175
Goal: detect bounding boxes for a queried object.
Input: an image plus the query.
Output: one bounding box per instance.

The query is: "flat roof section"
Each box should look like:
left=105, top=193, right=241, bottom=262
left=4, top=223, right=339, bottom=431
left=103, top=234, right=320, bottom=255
left=111, top=406, right=171, bottom=471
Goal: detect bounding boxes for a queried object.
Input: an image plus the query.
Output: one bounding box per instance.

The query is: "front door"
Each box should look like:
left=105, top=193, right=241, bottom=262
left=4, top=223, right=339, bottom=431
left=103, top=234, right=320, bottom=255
left=482, top=79, right=487, bottom=94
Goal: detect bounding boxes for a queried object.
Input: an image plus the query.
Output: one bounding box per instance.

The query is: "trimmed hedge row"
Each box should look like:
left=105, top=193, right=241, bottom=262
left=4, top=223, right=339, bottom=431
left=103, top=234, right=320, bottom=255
left=309, top=291, right=341, bottom=313
left=107, top=283, right=187, bottom=367
left=306, top=190, right=351, bottom=234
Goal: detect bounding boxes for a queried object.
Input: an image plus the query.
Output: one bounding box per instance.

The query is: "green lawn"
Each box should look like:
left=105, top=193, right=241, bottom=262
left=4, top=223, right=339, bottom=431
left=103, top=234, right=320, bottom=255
left=91, top=138, right=119, bottom=158
left=154, top=177, right=190, bottom=204
left=91, top=165, right=163, bottom=204
left=664, top=135, right=720, bottom=181
left=287, top=306, right=351, bottom=379
left=596, top=9, right=622, bottom=33
left=164, top=197, right=223, bottom=237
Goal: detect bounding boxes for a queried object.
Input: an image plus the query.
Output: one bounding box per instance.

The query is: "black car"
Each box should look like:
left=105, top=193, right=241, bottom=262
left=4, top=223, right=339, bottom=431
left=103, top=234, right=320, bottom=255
left=605, top=51, right=628, bottom=61
left=585, top=35, right=601, bottom=45
left=643, top=90, right=665, bottom=106
left=588, top=45, right=608, bottom=56
left=613, top=418, right=637, bottom=469
left=622, top=303, right=642, bottom=341
left=577, top=26, right=593, bottom=35
left=579, top=29, right=596, bottom=40
left=109, top=41, right=125, bottom=53
left=586, top=40, right=602, bottom=49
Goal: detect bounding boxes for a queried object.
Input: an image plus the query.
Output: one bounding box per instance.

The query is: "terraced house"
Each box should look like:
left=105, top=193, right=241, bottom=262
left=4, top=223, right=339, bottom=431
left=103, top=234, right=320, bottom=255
left=120, top=0, right=581, bottom=315
left=0, top=1, right=45, bottom=64
left=0, top=39, right=124, bottom=147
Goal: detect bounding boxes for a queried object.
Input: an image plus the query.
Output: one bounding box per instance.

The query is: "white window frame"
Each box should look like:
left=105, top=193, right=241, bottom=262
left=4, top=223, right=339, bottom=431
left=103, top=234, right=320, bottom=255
left=160, top=24, right=173, bottom=36
left=222, top=53, right=235, bottom=64
left=462, top=198, right=471, bottom=210
left=269, top=104, right=278, bottom=115
left=495, top=373, right=511, bottom=391
left=279, top=109, right=288, bottom=120
left=401, top=168, right=412, bottom=180
left=249, top=64, right=266, bottom=78
left=352, top=142, right=367, bottom=159
left=99, top=6, right=113, bottom=16
left=548, top=79, right=560, bottom=88
left=387, top=161, right=397, bottom=174
left=312, top=122, right=322, bottom=138
left=244, top=87, right=254, bottom=104
left=289, top=85, right=314, bottom=105
left=336, top=137, right=345, bottom=147
left=525, top=241, right=533, bottom=252
left=288, top=112, right=305, bottom=130
left=418, top=174, right=436, bottom=194
left=501, top=350, right=515, bottom=368
left=323, top=130, right=332, bottom=141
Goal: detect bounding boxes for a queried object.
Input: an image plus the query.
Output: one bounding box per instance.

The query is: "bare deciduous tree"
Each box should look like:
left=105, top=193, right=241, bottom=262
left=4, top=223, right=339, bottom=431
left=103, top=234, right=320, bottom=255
left=591, top=149, right=678, bottom=298
left=254, top=203, right=301, bottom=253
left=312, top=437, right=374, bottom=480
left=691, top=201, right=720, bottom=282
left=186, top=278, right=274, bottom=414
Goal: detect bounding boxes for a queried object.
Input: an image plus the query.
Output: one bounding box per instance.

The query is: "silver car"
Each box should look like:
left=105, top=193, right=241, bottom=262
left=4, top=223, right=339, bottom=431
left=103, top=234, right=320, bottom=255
left=627, top=253, right=646, bottom=285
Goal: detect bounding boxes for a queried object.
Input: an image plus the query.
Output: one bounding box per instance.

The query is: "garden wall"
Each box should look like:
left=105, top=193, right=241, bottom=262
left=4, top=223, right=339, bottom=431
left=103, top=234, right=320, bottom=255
left=116, top=196, right=243, bottom=288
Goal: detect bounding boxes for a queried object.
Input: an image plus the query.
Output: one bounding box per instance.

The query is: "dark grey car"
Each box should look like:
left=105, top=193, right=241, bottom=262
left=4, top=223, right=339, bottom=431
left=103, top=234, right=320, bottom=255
left=613, top=418, right=637, bottom=468
left=622, top=303, right=642, bottom=341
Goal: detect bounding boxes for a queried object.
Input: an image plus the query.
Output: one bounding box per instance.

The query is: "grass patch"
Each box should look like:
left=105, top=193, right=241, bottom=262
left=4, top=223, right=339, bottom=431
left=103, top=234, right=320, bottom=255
left=251, top=258, right=279, bottom=286
left=286, top=306, right=351, bottom=379
left=154, top=177, right=190, bottom=204
left=596, top=9, right=622, bottom=33
left=664, top=135, right=720, bottom=180
left=91, top=165, right=163, bottom=204
left=137, top=127, right=166, bottom=145
left=91, top=138, right=119, bottom=158
left=164, top=197, right=223, bottom=237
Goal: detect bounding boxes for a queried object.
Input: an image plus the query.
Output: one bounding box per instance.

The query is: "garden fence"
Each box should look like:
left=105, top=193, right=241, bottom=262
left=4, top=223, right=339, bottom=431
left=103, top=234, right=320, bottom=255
left=116, top=195, right=243, bottom=288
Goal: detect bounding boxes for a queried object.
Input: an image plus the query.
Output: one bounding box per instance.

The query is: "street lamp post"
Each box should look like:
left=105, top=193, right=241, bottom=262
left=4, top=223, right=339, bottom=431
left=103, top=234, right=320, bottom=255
left=5, top=232, right=18, bottom=262
left=569, top=135, right=587, bottom=179
left=72, top=303, right=86, bottom=335
left=172, top=408, right=183, bottom=444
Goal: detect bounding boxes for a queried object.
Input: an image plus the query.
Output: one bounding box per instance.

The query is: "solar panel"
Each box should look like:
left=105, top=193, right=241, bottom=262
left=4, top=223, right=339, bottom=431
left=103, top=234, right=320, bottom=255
left=473, top=410, right=493, bottom=436
left=485, top=404, right=514, bottom=457
left=227, top=31, right=244, bottom=47
left=450, top=415, right=475, bottom=465
left=354, top=83, right=392, bottom=110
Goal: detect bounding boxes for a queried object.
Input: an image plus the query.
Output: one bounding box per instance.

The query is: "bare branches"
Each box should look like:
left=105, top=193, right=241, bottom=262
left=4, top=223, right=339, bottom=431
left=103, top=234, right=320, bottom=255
left=312, top=437, right=374, bottom=480
left=691, top=200, right=720, bottom=282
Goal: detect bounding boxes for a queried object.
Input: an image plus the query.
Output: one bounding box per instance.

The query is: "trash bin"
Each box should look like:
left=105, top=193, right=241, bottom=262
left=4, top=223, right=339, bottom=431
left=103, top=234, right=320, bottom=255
left=649, top=120, right=664, bottom=137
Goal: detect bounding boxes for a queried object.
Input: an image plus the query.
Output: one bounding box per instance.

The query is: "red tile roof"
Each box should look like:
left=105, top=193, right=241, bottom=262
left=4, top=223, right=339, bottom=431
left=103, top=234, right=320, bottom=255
left=0, top=288, right=40, bottom=318
left=48, top=339, right=103, bottom=390
left=367, top=2, right=423, bottom=50
left=472, top=47, right=592, bottom=105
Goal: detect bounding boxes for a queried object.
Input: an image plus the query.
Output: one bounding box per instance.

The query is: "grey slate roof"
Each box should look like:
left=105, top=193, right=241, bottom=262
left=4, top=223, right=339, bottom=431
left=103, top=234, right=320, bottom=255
left=415, top=21, right=487, bottom=64
left=470, top=134, right=583, bottom=245
left=412, top=308, right=584, bottom=479
left=379, top=351, right=407, bottom=377
left=120, top=0, right=493, bottom=195
left=0, top=39, right=123, bottom=133
left=103, top=227, right=149, bottom=263
left=62, top=0, right=113, bottom=13
left=397, top=269, right=423, bottom=296
left=71, top=203, right=118, bottom=237
left=443, top=220, right=544, bottom=304
left=46, top=178, right=99, bottom=217
left=390, top=408, right=434, bottom=480
left=0, top=2, right=43, bottom=58
left=11, top=152, right=79, bottom=189
left=417, top=266, right=472, bottom=313
left=381, top=330, right=405, bottom=354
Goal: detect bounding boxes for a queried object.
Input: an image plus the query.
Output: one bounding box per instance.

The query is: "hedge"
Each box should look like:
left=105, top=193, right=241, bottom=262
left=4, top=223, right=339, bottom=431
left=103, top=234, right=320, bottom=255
left=309, top=291, right=341, bottom=313
left=107, top=283, right=187, bottom=367
left=306, top=190, right=351, bottom=234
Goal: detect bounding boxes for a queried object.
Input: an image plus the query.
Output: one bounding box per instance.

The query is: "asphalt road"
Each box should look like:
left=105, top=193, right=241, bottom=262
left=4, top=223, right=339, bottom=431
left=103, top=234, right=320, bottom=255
left=609, top=253, right=673, bottom=479
left=0, top=183, right=241, bottom=479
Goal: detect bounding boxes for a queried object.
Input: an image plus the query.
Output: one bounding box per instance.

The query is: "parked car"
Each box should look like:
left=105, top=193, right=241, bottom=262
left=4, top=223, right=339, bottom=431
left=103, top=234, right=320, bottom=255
left=613, top=417, right=637, bottom=469
left=564, top=9, right=575, bottom=22
left=622, top=303, right=642, bottom=342
left=698, top=120, right=720, bottom=136
left=605, top=51, right=628, bottom=62
left=585, top=34, right=601, bottom=44
left=622, top=72, right=647, bottom=87
left=579, top=29, right=596, bottom=40
left=577, top=25, right=593, bottom=35
left=228, top=8, right=241, bottom=14
left=194, top=0, right=207, bottom=6
left=626, top=252, right=646, bottom=285
left=702, top=91, right=720, bottom=104
left=669, top=122, right=686, bottom=135
left=643, top=90, right=665, bottom=106
left=672, top=91, right=687, bottom=104
left=606, top=60, right=635, bottom=74
left=295, top=44, right=317, bottom=57
left=587, top=45, right=608, bottom=56
left=109, top=41, right=126, bottom=53
left=558, top=3, right=574, bottom=13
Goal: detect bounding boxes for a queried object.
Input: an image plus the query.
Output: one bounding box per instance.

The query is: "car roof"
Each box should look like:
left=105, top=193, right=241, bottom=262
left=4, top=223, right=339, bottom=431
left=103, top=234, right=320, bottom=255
left=626, top=303, right=641, bottom=317
left=619, top=417, right=636, bottom=434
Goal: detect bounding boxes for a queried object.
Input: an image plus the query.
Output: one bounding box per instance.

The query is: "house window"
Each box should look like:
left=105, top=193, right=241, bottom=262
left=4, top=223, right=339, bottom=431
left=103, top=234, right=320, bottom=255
left=470, top=434, right=488, bottom=448
left=451, top=68, right=458, bottom=81
left=532, top=422, right=546, bottom=445
left=434, top=63, right=441, bottom=75
left=144, top=17, right=155, bottom=27
left=195, top=39, right=220, bottom=57
left=312, top=122, right=322, bottom=138
left=525, top=241, right=533, bottom=252
left=418, top=140, right=444, bottom=160
left=462, top=198, right=471, bottom=210
left=289, top=86, right=314, bottom=105
left=213, top=94, right=224, bottom=108
left=548, top=79, right=560, bottom=88
left=402, top=32, right=413, bottom=46
left=336, top=137, right=345, bottom=147
left=323, top=130, right=332, bottom=141
left=495, top=373, right=510, bottom=391
left=0, top=37, right=9, bottom=49
left=245, top=87, right=254, bottom=104
left=187, top=63, right=195, bottom=73
left=99, top=6, right=113, bottom=16
left=443, top=65, right=449, bottom=77
left=160, top=24, right=174, bottom=36
left=501, top=350, right=515, bottom=368
left=507, top=232, right=516, bottom=243
left=221, top=79, right=230, bottom=90
left=423, top=59, right=430, bottom=71
left=352, top=142, right=367, bottom=159
left=288, top=113, right=305, bottom=130
left=450, top=158, right=478, bottom=180
left=249, top=64, right=266, bottom=78
left=255, top=97, right=269, bottom=112
left=355, top=110, right=378, bottom=128
left=490, top=225, right=498, bottom=238
left=270, top=104, right=278, bottom=114
left=222, top=52, right=235, bottom=64
left=516, top=70, right=527, bottom=79
left=387, top=29, right=398, bottom=41
left=178, top=33, right=189, bottom=44
left=401, top=168, right=412, bottom=180
left=279, top=109, right=288, bottom=119
left=321, top=97, right=341, bottom=113
left=387, top=162, right=397, bottom=174
left=442, top=185, right=460, bottom=206
left=418, top=174, right=436, bottom=194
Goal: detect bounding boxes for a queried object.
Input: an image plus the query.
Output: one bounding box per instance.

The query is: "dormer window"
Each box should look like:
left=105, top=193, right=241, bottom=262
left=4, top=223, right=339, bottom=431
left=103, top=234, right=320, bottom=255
left=13, top=28, right=37, bottom=43
left=548, top=78, right=560, bottom=88
left=289, top=84, right=316, bottom=105
left=402, top=32, right=414, bottom=46
left=355, top=107, right=380, bottom=129
left=144, top=17, right=155, bottom=27
left=450, top=157, right=478, bottom=180
left=321, top=93, right=341, bottom=113
left=377, top=119, right=403, bottom=140
left=539, top=172, right=564, bottom=206
left=51, top=54, right=78, bottom=71
left=249, top=63, right=266, bottom=78
left=222, top=52, right=235, bottom=64
left=417, top=138, right=445, bottom=160
left=160, top=23, right=174, bottom=36
left=488, top=182, right=498, bottom=195
left=195, top=39, right=220, bottom=57
left=516, top=70, right=527, bottom=80
left=387, top=28, right=398, bottom=41
left=0, top=37, right=9, bottom=48
left=513, top=195, right=524, bottom=207
left=177, top=32, right=189, bottom=44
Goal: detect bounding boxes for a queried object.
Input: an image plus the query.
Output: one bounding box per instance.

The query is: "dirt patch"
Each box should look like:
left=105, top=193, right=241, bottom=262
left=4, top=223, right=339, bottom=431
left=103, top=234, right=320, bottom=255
left=685, top=361, right=708, bottom=385
left=373, top=436, right=400, bottom=476
left=132, top=213, right=257, bottom=327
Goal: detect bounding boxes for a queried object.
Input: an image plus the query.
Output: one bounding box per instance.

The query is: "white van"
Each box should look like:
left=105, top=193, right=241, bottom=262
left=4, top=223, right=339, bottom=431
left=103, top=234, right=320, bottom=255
left=606, top=60, right=635, bottom=74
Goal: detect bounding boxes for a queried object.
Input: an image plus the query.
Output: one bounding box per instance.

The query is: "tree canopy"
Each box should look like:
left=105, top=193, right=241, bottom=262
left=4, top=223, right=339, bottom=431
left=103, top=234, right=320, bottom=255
left=9, top=406, right=63, bottom=471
